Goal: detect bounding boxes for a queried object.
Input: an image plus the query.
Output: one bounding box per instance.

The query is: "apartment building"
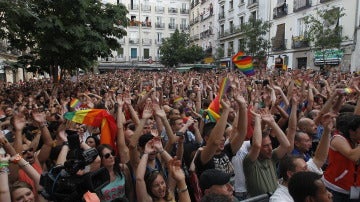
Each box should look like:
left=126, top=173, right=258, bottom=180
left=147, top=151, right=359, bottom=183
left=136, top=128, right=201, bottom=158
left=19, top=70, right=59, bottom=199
left=189, top=0, right=217, bottom=62
left=268, top=0, right=359, bottom=71
left=101, top=0, right=190, bottom=66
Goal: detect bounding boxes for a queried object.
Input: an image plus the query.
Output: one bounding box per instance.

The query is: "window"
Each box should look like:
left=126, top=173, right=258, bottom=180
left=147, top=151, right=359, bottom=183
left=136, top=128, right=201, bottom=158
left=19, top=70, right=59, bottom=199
left=229, top=0, right=233, bottom=9
left=297, top=18, right=306, bottom=36
left=170, top=17, right=175, bottom=25
left=182, top=3, right=187, bottom=9
left=240, top=16, right=244, bottom=30
left=144, top=49, right=150, bottom=59
left=156, top=16, right=162, bottom=23
left=117, top=48, right=124, bottom=57
left=229, top=21, right=234, bottom=32
left=238, top=38, right=245, bottom=51
left=251, top=11, right=257, bottom=20
left=157, top=32, right=163, bottom=43
left=131, top=48, right=137, bottom=58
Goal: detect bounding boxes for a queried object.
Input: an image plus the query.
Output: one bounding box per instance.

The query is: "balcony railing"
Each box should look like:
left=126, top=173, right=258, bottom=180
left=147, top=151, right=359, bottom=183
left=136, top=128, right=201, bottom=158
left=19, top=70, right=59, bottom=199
left=168, top=8, right=178, bottom=14
left=128, top=4, right=139, bottom=11
left=129, top=38, right=140, bottom=44
left=200, top=29, right=212, bottom=38
left=155, top=6, right=164, bottom=13
left=118, top=38, right=125, bottom=44
left=292, top=36, right=309, bottom=49
left=180, top=9, right=189, bottom=14
left=141, top=5, right=151, bottom=12
left=155, top=39, right=163, bottom=45
left=168, top=24, right=178, bottom=30
left=180, top=24, right=189, bottom=30
left=201, top=0, right=208, bottom=4
left=219, top=13, right=225, bottom=20
left=273, top=4, right=288, bottom=19
left=320, top=0, right=332, bottom=3
left=218, top=26, right=242, bottom=38
left=293, top=0, right=311, bottom=12
left=142, top=38, right=152, bottom=45
left=155, top=23, right=165, bottom=29
left=247, top=0, right=258, bottom=8
left=271, top=38, right=287, bottom=51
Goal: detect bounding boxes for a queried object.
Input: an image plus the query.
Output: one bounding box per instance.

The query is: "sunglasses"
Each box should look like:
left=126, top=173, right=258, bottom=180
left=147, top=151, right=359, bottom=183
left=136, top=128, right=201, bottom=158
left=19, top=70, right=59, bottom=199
left=102, top=151, right=115, bottom=159
left=21, top=148, right=34, bottom=155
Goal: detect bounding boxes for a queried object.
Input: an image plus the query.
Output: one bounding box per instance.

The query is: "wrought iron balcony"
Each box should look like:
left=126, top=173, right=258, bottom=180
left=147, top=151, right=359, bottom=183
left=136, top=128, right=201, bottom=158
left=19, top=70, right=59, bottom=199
left=155, top=23, right=165, bottom=29
left=128, top=4, right=139, bottom=11
left=293, top=0, right=311, bottom=12
left=271, top=38, right=287, bottom=51
left=129, top=38, right=140, bottom=44
left=247, top=0, right=258, bottom=9
left=168, top=24, right=178, bottom=30
left=180, top=9, right=189, bottom=14
left=273, top=4, right=288, bottom=19
left=155, top=6, right=164, bottom=13
left=141, top=5, right=151, bottom=12
left=168, top=8, right=178, bottom=14
left=292, top=36, right=309, bottom=49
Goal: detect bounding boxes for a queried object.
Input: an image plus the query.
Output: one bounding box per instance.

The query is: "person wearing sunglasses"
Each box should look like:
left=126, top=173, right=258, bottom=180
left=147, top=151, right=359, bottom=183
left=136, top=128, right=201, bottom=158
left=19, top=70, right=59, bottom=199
left=97, top=144, right=134, bottom=202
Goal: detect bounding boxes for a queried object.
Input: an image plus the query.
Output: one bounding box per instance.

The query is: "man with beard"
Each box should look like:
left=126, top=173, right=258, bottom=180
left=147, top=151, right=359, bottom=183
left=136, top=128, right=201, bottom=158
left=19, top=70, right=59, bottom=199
left=12, top=112, right=53, bottom=194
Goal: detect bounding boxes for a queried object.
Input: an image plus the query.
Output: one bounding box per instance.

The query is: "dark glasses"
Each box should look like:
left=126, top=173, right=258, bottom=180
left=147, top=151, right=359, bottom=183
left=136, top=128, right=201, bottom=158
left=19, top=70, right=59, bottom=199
left=102, top=151, right=115, bottom=159
left=21, top=148, right=34, bottom=155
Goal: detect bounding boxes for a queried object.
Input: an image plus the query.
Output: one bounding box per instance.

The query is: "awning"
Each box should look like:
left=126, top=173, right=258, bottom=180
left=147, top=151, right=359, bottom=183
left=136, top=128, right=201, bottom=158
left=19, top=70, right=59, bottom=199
left=203, top=57, right=215, bottom=64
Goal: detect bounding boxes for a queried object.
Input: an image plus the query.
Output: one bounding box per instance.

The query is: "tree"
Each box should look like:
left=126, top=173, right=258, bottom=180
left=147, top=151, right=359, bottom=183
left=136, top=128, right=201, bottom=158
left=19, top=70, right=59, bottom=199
left=304, top=6, right=347, bottom=68
left=1, top=0, right=128, bottom=82
left=159, top=29, right=204, bottom=68
left=240, top=18, right=271, bottom=58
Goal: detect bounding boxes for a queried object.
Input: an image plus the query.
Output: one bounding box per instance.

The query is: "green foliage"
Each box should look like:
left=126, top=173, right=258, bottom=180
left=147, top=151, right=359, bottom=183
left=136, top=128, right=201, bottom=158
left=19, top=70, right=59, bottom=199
left=240, top=18, right=271, bottom=57
left=304, top=6, right=346, bottom=50
left=159, top=29, right=204, bottom=67
left=215, top=46, right=224, bottom=60
left=1, top=0, right=128, bottom=80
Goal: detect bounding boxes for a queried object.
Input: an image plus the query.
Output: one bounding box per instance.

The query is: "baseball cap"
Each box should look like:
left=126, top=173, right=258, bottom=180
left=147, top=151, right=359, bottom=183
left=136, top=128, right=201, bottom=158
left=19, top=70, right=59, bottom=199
left=199, top=169, right=233, bottom=190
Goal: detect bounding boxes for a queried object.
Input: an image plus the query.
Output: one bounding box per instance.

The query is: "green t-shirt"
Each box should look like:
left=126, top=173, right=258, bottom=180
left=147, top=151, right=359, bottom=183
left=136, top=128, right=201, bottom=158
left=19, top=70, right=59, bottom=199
left=243, top=153, right=279, bottom=197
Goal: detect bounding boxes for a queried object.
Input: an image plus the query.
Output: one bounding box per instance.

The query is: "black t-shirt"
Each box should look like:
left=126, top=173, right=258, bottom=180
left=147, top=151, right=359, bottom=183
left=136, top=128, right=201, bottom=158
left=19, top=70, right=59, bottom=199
left=195, top=143, right=235, bottom=177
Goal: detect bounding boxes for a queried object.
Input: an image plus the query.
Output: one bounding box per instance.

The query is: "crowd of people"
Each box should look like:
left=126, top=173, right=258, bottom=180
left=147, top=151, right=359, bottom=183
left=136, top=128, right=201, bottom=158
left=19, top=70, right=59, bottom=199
left=0, top=67, right=360, bottom=202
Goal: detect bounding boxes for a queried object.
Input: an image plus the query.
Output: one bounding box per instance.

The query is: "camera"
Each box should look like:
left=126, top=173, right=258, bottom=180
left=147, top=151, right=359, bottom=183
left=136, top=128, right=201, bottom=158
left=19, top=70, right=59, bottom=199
left=255, top=80, right=263, bottom=84
left=39, top=148, right=110, bottom=201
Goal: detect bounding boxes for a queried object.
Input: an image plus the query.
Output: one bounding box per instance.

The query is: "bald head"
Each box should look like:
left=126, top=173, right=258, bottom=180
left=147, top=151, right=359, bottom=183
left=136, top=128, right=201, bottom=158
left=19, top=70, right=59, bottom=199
left=298, top=118, right=317, bottom=137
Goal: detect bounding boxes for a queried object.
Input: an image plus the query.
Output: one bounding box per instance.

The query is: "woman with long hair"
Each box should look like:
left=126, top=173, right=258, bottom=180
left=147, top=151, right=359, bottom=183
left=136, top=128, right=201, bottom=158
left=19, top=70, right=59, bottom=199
left=97, top=144, right=134, bottom=202
left=136, top=138, right=190, bottom=202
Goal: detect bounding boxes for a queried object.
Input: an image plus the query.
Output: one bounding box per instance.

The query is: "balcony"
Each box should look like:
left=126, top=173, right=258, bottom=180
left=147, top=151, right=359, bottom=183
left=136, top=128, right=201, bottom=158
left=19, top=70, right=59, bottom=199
left=201, top=0, right=208, bottom=4
left=141, top=21, right=152, bottom=28
left=118, top=38, right=125, bottom=44
left=155, top=39, right=163, bottom=45
left=180, top=24, right=189, bottom=30
left=292, top=35, right=309, bottom=49
left=293, top=0, right=311, bottom=12
left=129, top=38, right=140, bottom=44
left=200, top=29, right=212, bottom=38
left=273, top=4, right=288, bottom=19
left=247, top=0, right=258, bottom=9
left=320, top=0, right=333, bottom=3
left=141, top=5, right=151, bottom=12
left=180, top=8, right=189, bottom=14
left=190, top=34, right=200, bottom=42
left=168, top=8, right=178, bottom=14
left=219, top=13, right=225, bottom=20
left=155, top=23, right=165, bottom=29
left=168, top=24, right=178, bottom=30
left=155, top=6, right=164, bottom=13
left=142, top=38, right=152, bottom=45
left=128, top=4, right=139, bottom=11
left=272, top=38, right=287, bottom=51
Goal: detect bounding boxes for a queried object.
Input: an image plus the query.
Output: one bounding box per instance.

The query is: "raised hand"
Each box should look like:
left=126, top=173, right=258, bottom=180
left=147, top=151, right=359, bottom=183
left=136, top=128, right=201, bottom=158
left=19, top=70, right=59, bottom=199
left=168, top=157, right=185, bottom=182
left=259, top=109, right=275, bottom=124
left=32, top=111, right=46, bottom=124
left=142, top=103, right=153, bottom=119
left=154, top=105, right=166, bottom=118
left=152, top=136, right=164, bottom=152
left=144, top=139, right=155, bottom=154
left=12, top=113, right=26, bottom=131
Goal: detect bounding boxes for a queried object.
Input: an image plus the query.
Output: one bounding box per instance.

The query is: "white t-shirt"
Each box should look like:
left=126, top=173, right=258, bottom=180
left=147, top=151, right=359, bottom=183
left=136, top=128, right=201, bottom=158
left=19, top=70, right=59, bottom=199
left=232, top=141, right=251, bottom=193
left=269, top=158, right=323, bottom=202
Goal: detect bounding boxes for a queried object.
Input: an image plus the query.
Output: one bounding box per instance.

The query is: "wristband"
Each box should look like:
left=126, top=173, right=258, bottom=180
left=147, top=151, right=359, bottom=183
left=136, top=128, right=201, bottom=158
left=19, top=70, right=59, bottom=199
left=0, top=166, right=9, bottom=174
left=0, top=162, right=9, bottom=168
left=62, top=141, right=69, bottom=147
left=177, top=186, right=188, bottom=193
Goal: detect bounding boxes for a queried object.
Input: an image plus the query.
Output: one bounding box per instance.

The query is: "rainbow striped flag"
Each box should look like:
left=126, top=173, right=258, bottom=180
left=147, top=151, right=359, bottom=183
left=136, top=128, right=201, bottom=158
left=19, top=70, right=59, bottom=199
left=64, top=109, right=117, bottom=150
left=207, top=78, right=231, bottom=121
left=232, top=52, right=255, bottom=77
left=174, top=96, right=184, bottom=103
left=70, top=98, right=82, bottom=109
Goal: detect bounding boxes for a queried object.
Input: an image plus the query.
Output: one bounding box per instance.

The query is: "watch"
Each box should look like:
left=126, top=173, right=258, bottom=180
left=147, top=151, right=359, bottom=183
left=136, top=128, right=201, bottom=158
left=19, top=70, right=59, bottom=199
left=176, top=132, right=184, bottom=136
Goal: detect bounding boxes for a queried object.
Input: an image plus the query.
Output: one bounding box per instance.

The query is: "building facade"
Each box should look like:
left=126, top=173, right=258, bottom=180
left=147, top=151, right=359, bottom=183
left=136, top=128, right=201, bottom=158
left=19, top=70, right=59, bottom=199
left=101, top=0, right=190, bottom=66
left=268, top=0, right=358, bottom=71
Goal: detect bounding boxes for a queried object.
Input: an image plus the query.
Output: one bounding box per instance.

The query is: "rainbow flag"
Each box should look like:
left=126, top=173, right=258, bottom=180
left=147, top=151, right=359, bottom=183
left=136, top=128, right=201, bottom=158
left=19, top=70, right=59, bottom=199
left=232, top=52, right=255, bottom=77
left=174, top=96, right=184, bottom=103
left=207, top=78, right=231, bottom=121
left=64, top=109, right=117, bottom=150
left=70, top=98, right=82, bottom=109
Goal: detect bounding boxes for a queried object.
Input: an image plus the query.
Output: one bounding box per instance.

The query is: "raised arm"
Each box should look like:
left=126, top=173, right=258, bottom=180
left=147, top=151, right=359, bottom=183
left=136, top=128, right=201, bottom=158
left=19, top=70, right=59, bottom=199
left=200, top=99, right=230, bottom=165
left=287, top=95, right=299, bottom=153
left=135, top=141, right=154, bottom=202
left=32, top=111, right=53, bottom=165
left=312, top=113, right=334, bottom=169
left=247, top=110, right=262, bottom=162
left=116, top=96, right=130, bottom=164
left=262, top=111, right=290, bottom=159
left=0, top=154, right=11, bottom=202
left=230, top=93, right=247, bottom=154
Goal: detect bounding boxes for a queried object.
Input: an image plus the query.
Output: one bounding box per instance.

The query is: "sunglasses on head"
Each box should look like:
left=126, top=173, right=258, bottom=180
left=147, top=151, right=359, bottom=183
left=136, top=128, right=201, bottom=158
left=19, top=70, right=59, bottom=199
left=102, top=151, right=115, bottom=159
left=22, top=148, right=34, bottom=155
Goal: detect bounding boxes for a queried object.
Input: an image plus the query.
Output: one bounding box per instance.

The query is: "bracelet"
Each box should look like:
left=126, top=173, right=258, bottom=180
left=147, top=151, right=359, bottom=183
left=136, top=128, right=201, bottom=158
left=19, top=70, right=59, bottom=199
left=20, top=162, right=31, bottom=168
left=177, top=186, right=188, bottom=193
left=0, top=162, right=9, bottom=168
